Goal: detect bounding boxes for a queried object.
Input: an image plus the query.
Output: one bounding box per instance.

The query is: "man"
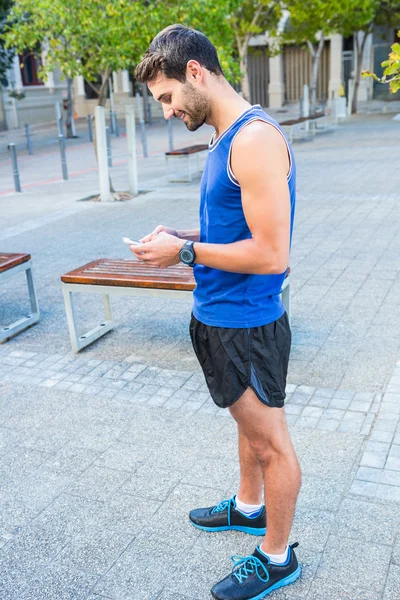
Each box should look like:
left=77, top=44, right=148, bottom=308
left=133, top=24, right=301, bottom=600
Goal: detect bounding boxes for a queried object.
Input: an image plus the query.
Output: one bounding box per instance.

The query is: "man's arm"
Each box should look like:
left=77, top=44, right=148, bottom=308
left=177, top=228, right=200, bottom=242
left=131, top=122, right=290, bottom=272
left=192, top=121, right=290, bottom=274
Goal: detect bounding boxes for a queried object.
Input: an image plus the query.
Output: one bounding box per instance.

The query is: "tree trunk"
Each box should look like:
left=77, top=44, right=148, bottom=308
left=240, top=48, right=250, bottom=102
left=308, top=36, right=325, bottom=115
left=90, top=68, right=118, bottom=198
left=66, top=76, right=74, bottom=138
left=351, top=31, right=369, bottom=114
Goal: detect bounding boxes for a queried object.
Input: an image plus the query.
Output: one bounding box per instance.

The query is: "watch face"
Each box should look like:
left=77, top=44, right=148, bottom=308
left=181, top=249, right=193, bottom=263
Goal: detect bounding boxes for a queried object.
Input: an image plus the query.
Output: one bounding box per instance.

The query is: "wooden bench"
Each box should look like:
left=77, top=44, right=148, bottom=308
left=165, top=144, right=208, bottom=182
left=61, top=259, right=291, bottom=352
left=280, top=111, right=329, bottom=143
left=0, top=253, right=40, bottom=343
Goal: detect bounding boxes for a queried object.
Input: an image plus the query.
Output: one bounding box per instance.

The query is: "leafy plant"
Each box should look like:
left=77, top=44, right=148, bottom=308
left=362, top=30, right=400, bottom=93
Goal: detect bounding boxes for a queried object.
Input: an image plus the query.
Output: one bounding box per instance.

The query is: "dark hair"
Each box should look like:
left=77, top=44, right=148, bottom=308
left=135, top=24, right=223, bottom=84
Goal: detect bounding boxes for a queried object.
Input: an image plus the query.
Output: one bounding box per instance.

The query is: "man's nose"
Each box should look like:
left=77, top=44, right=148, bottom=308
left=163, top=106, right=174, bottom=120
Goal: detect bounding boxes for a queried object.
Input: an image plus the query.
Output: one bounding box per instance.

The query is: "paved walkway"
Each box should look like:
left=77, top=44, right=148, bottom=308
left=0, top=111, right=400, bottom=599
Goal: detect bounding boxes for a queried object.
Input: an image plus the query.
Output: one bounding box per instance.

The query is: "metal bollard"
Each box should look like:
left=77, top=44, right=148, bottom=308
left=8, top=143, right=21, bottom=192
left=114, top=111, right=120, bottom=137
left=87, top=114, right=93, bottom=142
left=58, top=135, right=68, bottom=180
left=140, top=120, right=148, bottom=157
left=106, top=126, right=112, bottom=167
left=25, top=123, right=33, bottom=155
left=109, top=109, right=114, bottom=134
left=167, top=118, right=174, bottom=151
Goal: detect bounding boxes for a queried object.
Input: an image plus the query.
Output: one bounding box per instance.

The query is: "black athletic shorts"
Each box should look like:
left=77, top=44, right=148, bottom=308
left=189, top=312, right=291, bottom=409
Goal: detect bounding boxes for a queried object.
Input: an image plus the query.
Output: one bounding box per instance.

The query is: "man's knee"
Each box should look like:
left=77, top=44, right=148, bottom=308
left=248, top=434, right=300, bottom=474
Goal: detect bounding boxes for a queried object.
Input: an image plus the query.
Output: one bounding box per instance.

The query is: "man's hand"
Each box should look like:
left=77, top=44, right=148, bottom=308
left=130, top=231, right=185, bottom=268
left=140, top=224, right=178, bottom=243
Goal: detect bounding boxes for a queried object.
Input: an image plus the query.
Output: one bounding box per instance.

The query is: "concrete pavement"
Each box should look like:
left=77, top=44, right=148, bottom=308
left=0, top=110, right=400, bottom=599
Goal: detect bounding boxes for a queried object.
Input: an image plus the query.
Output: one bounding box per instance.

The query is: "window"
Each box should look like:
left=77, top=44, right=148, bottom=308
left=19, top=50, right=43, bottom=86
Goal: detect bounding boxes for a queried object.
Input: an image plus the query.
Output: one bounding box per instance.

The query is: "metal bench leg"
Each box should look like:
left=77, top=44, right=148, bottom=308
left=281, top=280, right=291, bottom=326
left=0, top=262, right=40, bottom=343
left=62, top=285, right=114, bottom=352
left=26, top=264, right=40, bottom=318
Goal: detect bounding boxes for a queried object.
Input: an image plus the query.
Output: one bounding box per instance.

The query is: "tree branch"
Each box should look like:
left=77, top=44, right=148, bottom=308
left=307, top=40, right=316, bottom=58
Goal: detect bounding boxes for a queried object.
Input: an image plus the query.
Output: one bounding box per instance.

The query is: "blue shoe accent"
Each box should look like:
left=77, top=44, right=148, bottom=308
left=246, top=566, right=302, bottom=600
left=191, top=522, right=266, bottom=536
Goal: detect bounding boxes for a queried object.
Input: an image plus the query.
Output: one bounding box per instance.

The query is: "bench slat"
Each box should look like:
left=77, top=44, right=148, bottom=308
left=166, top=144, right=208, bottom=156
left=61, top=259, right=196, bottom=291
left=0, top=253, right=31, bottom=273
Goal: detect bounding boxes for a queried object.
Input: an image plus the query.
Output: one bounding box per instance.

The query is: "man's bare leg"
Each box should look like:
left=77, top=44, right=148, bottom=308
left=237, top=429, right=263, bottom=505
left=230, top=387, right=301, bottom=554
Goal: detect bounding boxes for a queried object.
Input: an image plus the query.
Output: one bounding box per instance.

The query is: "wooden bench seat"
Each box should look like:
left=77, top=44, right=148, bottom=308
left=61, top=259, right=291, bottom=352
left=280, top=111, right=329, bottom=142
left=0, top=252, right=40, bottom=343
left=165, top=143, right=208, bottom=183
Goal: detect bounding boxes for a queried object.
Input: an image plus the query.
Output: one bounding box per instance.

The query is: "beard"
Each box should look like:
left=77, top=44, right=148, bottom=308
left=180, top=82, right=210, bottom=131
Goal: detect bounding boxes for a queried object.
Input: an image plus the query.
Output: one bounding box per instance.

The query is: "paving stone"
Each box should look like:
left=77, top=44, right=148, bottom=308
left=291, top=508, right=334, bottom=553
left=67, top=466, right=130, bottom=502
left=17, top=562, right=98, bottom=600
left=360, top=452, right=387, bottom=469
left=40, top=443, right=100, bottom=477
left=93, top=441, right=145, bottom=473
left=297, top=417, right=319, bottom=429
left=383, top=564, right=400, bottom=600
left=369, top=430, right=395, bottom=443
left=338, top=421, right=363, bottom=433
left=317, top=534, right=392, bottom=592
left=307, top=577, right=380, bottom=600
left=349, top=480, right=378, bottom=498
left=334, top=498, right=399, bottom=544
left=301, top=406, right=325, bottom=419
left=309, top=395, right=331, bottom=408
left=290, top=393, right=311, bottom=406
left=376, top=484, right=400, bottom=502
left=385, top=456, right=400, bottom=471
left=297, top=386, right=316, bottom=395
left=316, top=418, right=340, bottom=432
left=373, top=420, right=398, bottom=433
left=322, top=408, right=345, bottom=421
left=366, top=441, right=391, bottom=454
left=285, top=404, right=304, bottom=416
left=355, top=466, right=382, bottom=483
left=380, top=469, right=400, bottom=486
left=56, top=526, right=134, bottom=575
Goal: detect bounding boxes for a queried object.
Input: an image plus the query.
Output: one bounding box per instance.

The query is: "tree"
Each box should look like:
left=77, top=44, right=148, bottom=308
left=226, top=0, right=281, bottom=101
left=281, top=0, right=346, bottom=114
left=0, top=0, right=14, bottom=83
left=3, top=0, right=160, bottom=196
left=3, top=0, right=155, bottom=119
left=363, top=30, right=400, bottom=93
left=337, top=0, right=400, bottom=113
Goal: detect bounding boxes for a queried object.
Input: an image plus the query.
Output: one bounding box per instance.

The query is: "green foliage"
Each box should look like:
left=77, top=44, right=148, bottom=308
left=3, top=0, right=157, bottom=90
left=363, top=31, right=400, bottom=93
left=282, top=0, right=340, bottom=44
left=2, top=0, right=247, bottom=94
left=0, top=0, right=14, bottom=81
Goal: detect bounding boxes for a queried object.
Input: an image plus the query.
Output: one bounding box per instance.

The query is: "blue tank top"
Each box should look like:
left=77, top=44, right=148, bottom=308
left=192, top=104, right=296, bottom=328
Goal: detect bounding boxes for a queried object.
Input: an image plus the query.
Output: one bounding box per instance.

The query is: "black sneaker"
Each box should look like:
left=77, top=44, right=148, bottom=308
left=189, top=496, right=266, bottom=536
left=211, top=543, right=301, bottom=600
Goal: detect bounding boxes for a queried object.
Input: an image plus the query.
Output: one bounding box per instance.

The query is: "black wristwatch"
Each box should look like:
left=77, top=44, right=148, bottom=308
left=179, top=240, right=196, bottom=267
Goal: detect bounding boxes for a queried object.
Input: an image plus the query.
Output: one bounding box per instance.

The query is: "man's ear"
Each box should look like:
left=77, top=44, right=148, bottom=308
left=186, top=60, right=202, bottom=83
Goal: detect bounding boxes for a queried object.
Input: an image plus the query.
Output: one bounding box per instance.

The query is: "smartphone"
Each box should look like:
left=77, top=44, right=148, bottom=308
left=123, top=237, right=142, bottom=245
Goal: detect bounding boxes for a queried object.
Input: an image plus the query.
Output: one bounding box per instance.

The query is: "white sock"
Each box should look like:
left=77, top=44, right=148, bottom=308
left=259, top=545, right=289, bottom=565
left=235, top=495, right=263, bottom=517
